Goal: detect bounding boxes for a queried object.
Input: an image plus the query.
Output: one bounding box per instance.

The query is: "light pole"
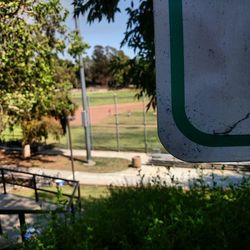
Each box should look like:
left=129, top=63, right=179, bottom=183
left=74, top=16, right=92, bottom=164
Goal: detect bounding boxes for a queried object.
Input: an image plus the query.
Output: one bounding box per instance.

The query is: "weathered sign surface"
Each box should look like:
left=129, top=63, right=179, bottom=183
left=154, top=0, right=250, bottom=162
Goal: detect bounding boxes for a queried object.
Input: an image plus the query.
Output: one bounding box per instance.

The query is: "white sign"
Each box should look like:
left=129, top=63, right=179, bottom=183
left=154, top=0, right=250, bottom=162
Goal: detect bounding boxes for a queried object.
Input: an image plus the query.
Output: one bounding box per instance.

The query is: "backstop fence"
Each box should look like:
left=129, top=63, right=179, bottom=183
left=0, top=95, right=165, bottom=153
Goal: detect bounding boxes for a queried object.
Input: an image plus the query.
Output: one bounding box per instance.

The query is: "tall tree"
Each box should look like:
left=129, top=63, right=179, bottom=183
left=73, top=0, right=155, bottom=107
left=109, top=50, right=132, bottom=88
left=86, top=45, right=130, bottom=88
left=91, top=45, right=110, bottom=86
left=0, top=0, right=75, bottom=155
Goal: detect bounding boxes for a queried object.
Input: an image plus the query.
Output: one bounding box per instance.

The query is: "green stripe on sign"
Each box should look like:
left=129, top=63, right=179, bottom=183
left=169, top=0, right=250, bottom=146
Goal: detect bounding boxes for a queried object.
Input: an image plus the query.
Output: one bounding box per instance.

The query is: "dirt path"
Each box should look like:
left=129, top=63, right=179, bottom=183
left=70, top=102, right=144, bottom=126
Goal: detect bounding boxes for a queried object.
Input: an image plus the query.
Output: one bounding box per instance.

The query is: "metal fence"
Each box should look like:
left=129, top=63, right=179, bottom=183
left=67, top=94, right=165, bottom=153
left=0, top=95, right=165, bottom=153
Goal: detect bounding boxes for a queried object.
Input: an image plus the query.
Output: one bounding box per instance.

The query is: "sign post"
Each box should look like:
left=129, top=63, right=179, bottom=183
left=154, top=0, right=250, bottom=162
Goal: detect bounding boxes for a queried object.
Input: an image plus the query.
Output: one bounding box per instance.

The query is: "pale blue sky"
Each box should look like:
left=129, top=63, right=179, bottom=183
left=61, top=0, right=137, bottom=58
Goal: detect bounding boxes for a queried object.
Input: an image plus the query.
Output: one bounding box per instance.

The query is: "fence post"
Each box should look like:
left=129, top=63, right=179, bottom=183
left=66, top=124, right=70, bottom=150
left=114, top=94, right=120, bottom=152
left=0, top=217, right=3, bottom=235
left=1, top=169, right=6, bottom=194
left=143, top=95, right=148, bottom=153
left=87, top=96, right=93, bottom=150
left=67, top=120, right=75, bottom=181
left=33, top=175, right=39, bottom=202
left=19, top=212, right=26, bottom=242
left=77, top=184, right=81, bottom=210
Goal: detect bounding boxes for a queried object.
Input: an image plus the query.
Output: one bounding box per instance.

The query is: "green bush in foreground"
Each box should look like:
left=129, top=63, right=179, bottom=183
left=15, top=181, right=250, bottom=250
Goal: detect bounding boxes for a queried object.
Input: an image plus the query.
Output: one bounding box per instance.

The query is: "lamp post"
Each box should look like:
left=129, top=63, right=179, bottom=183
left=74, top=16, right=92, bottom=164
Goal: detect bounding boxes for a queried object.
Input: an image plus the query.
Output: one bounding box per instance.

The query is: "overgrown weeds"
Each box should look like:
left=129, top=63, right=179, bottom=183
left=13, top=170, right=250, bottom=250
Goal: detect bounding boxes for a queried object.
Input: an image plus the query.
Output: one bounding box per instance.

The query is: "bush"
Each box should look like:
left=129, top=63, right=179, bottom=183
left=15, top=181, right=250, bottom=250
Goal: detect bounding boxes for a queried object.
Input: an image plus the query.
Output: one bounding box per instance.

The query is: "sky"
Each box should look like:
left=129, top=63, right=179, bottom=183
left=61, top=0, right=137, bottom=58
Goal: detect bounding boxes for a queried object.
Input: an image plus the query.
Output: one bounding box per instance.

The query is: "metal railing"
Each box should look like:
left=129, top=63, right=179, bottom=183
left=0, top=168, right=81, bottom=241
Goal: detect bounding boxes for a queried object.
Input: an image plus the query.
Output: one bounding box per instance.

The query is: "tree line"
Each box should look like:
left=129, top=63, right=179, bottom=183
left=64, top=44, right=132, bottom=89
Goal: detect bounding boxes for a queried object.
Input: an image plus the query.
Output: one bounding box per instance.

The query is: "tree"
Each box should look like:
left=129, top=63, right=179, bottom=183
left=109, top=50, right=132, bottom=89
left=84, top=45, right=130, bottom=88
left=83, top=55, right=94, bottom=86
left=73, top=0, right=155, bottom=107
left=91, top=45, right=111, bottom=86
left=0, top=0, right=75, bottom=156
left=53, top=57, right=80, bottom=89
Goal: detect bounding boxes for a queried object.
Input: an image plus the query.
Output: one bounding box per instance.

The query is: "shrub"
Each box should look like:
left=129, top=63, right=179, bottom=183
left=15, top=180, right=250, bottom=250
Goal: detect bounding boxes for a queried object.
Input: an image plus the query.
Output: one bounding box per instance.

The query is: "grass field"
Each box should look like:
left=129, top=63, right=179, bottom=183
left=71, top=88, right=143, bottom=107
left=103, top=110, right=157, bottom=126
left=48, top=125, right=164, bottom=152
left=48, top=105, right=164, bottom=152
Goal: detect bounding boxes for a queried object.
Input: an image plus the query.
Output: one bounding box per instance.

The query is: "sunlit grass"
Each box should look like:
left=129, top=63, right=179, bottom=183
left=11, top=185, right=110, bottom=203
left=71, top=88, right=144, bottom=106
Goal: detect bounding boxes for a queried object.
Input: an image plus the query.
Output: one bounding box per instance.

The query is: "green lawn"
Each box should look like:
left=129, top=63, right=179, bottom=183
left=49, top=125, right=165, bottom=152
left=102, top=110, right=157, bottom=126
left=1, top=122, right=165, bottom=153
left=0, top=126, right=22, bottom=140
left=11, top=185, right=110, bottom=203
left=71, top=88, right=145, bottom=107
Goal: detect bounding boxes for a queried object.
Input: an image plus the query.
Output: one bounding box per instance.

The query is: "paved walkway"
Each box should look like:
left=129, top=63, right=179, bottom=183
left=17, top=149, right=250, bottom=187
left=1, top=148, right=250, bottom=187
left=0, top=193, right=58, bottom=211
left=0, top=193, right=59, bottom=243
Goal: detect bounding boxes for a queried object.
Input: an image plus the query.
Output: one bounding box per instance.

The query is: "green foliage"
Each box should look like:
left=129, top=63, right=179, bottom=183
left=125, top=57, right=156, bottom=109
left=55, top=186, right=68, bottom=205
left=73, top=0, right=120, bottom=23
left=22, top=117, right=63, bottom=144
left=85, top=45, right=130, bottom=88
left=53, top=58, right=80, bottom=89
left=109, top=50, right=132, bottom=88
left=0, top=0, right=76, bottom=144
left=15, top=178, right=250, bottom=250
left=68, top=30, right=90, bottom=60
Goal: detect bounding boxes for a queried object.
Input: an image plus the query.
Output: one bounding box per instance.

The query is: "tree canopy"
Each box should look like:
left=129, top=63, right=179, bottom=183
left=0, top=0, right=75, bottom=144
left=84, top=45, right=131, bottom=88
left=73, top=0, right=155, bottom=107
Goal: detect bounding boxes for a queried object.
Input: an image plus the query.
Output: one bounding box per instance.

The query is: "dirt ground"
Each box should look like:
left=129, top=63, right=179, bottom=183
left=0, top=150, right=129, bottom=173
left=0, top=150, right=75, bottom=169
left=70, top=102, right=144, bottom=125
